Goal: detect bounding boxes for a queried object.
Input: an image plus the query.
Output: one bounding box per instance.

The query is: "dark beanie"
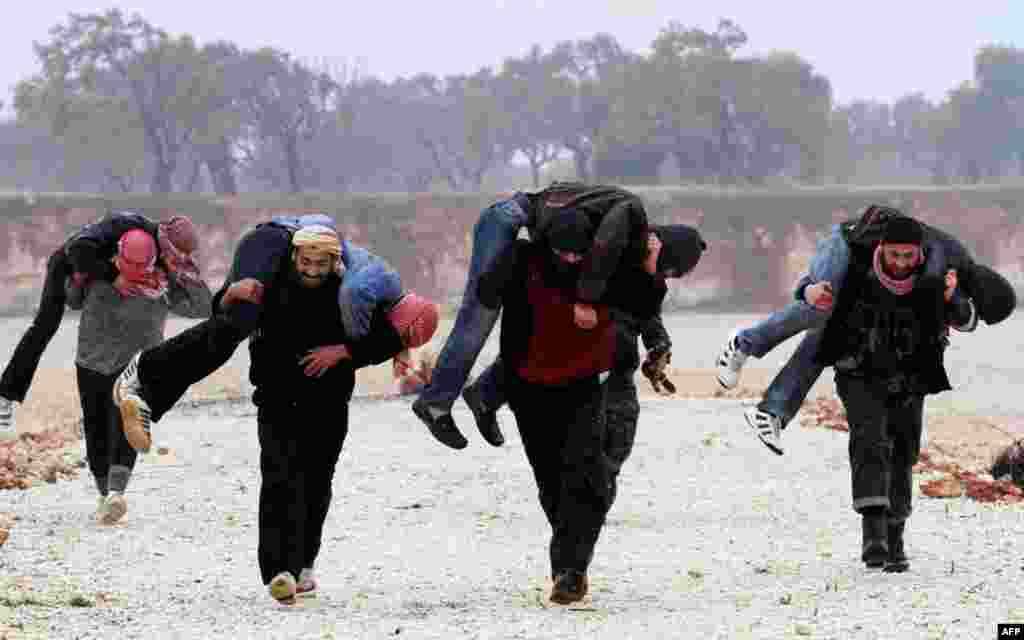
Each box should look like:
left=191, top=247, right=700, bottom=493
left=883, top=216, right=923, bottom=245
left=542, top=208, right=593, bottom=253
left=652, top=225, right=707, bottom=276
left=969, top=263, right=1017, bottom=325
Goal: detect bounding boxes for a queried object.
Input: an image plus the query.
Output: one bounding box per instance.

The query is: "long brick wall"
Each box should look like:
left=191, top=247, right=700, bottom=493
left=0, top=187, right=1022, bottom=314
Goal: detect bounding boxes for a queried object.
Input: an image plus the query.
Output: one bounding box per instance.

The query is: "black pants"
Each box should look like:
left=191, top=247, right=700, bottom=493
left=137, top=225, right=291, bottom=422
left=603, top=370, right=639, bottom=506
left=836, top=375, right=923, bottom=523
left=77, top=365, right=137, bottom=494
left=257, top=402, right=348, bottom=585
left=507, top=372, right=612, bottom=576
left=0, top=248, right=71, bottom=402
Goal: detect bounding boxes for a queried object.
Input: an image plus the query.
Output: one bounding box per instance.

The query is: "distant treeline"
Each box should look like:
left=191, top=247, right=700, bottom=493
left=2, top=11, right=1024, bottom=195
left=3, top=184, right=1022, bottom=232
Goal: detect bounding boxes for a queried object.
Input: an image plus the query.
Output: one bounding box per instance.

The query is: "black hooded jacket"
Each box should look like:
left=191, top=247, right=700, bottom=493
left=815, top=237, right=954, bottom=396
left=63, top=212, right=160, bottom=282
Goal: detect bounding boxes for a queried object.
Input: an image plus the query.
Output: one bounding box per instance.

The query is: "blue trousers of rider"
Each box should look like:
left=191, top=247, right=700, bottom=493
left=415, top=198, right=528, bottom=415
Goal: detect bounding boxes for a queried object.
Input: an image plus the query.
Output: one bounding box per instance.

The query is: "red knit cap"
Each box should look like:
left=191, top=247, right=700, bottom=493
left=387, top=293, right=440, bottom=349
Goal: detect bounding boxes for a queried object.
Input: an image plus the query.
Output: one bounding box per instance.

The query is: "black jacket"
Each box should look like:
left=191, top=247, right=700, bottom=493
left=516, top=183, right=650, bottom=304
left=249, top=273, right=404, bottom=408
left=64, top=213, right=159, bottom=282
left=816, top=245, right=967, bottom=396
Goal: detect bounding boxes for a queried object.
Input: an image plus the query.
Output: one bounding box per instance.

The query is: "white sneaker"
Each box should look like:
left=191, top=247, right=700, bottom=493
left=113, top=353, right=153, bottom=453
left=99, top=492, right=128, bottom=525
left=745, top=407, right=784, bottom=455
left=716, top=330, right=750, bottom=390
left=296, top=568, right=317, bottom=597
left=0, top=397, right=16, bottom=441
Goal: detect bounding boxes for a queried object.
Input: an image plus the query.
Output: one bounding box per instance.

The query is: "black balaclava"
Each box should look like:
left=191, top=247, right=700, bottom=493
left=651, top=225, right=707, bottom=277
left=543, top=207, right=593, bottom=254
left=542, top=208, right=594, bottom=282
left=882, top=216, right=924, bottom=246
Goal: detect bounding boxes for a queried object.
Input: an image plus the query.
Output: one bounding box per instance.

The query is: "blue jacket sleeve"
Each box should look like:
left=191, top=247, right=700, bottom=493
left=338, top=242, right=403, bottom=340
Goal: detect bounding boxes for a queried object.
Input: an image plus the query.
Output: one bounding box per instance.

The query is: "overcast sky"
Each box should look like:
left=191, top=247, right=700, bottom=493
left=2, top=1, right=1022, bottom=113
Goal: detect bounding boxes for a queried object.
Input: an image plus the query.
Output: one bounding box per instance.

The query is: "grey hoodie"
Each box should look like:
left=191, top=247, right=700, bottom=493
left=70, top=275, right=212, bottom=375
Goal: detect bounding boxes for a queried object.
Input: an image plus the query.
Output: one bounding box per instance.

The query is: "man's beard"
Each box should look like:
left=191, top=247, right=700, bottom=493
left=292, top=268, right=329, bottom=288
left=883, top=263, right=914, bottom=280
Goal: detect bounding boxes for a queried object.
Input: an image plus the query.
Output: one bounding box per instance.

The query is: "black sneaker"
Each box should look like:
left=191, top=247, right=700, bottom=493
left=462, top=383, right=504, bottom=447
left=550, top=570, right=589, bottom=605
left=412, top=398, right=468, bottom=450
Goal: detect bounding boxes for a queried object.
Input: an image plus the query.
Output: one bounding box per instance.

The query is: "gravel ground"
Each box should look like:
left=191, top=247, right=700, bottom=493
left=1, top=312, right=1023, bottom=639
left=2, top=395, right=1023, bottom=639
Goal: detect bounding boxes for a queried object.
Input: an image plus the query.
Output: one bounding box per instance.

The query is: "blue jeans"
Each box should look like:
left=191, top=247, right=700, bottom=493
left=416, top=198, right=528, bottom=413
left=737, top=224, right=850, bottom=427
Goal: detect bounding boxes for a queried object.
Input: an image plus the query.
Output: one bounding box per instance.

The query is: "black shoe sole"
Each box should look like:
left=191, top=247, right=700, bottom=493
left=884, top=559, right=909, bottom=573
left=763, top=440, right=784, bottom=456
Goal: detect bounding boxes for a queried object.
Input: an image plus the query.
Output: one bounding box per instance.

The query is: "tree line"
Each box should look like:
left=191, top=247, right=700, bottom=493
left=2, top=10, right=1023, bottom=194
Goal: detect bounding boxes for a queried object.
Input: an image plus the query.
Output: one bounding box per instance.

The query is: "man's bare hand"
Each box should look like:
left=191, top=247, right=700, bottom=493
left=392, top=349, right=413, bottom=378
left=573, top=303, right=598, bottom=329
left=112, top=274, right=133, bottom=297
left=223, top=278, right=264, bottom=308
left=944, top=269, right=957, bottom=303
left=805, top=281, right=834, bottom=311
left=299, top=344, right=350, bottom=377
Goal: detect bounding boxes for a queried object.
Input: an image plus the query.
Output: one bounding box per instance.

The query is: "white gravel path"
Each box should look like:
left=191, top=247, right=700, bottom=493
left=2, top=391, right=1023, bottom=640
left=2, top=311, right=1023, bottom=639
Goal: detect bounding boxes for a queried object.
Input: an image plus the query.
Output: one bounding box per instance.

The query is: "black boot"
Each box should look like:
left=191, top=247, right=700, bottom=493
left=860, top=509, right=888, bottom=568
left=412, top=398, right=468, bottom=450
left=884, top=521, right=909, bottom=573
left=550, top=569, right=589, bottom=605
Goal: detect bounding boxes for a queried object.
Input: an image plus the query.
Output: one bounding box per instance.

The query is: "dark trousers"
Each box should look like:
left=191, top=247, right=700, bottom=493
left=77, top=365, right=137, bottom=494
left=508, top=372, right=612, bottom=576
left=138, top=225, right=291, bottom=422
left=257, top=403, right=348, bottom=585
left=475, top=332, right=644, bottom=507
left=479, top=360, right=637, bottom=506
left=605, top=368, right=639, bottom=475
left=0, top=249, right=71, bottom=402
left=836, top=375, right=923, bottom=523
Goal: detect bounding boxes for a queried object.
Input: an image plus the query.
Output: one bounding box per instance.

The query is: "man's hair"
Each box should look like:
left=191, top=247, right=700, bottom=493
left=882, top=216, right=924, bottom=246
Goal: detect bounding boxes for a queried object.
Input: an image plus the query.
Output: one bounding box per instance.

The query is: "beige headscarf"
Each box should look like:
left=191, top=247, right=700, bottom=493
left=291, top=225, right=342, bottom=257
